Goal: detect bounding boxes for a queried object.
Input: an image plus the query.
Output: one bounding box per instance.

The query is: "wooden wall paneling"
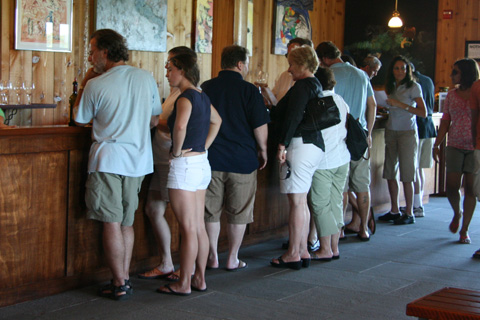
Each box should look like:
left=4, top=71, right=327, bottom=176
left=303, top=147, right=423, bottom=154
left=211, top=0, right=235, bottom=78
left=0, top=152, right=68, bottom=287
left=434, top=0, right=480, bottom=90
left=311, top=0, right=345, bottom=48
left=249, top=0, right=275, bottom=85
left=54, top=53, right=70, bottom=125
left=66, top=147, right=88, bottom=276
left=31, top=52, right=55, bottom=126
left=0, top=0, right=12, bottom=81
left=234, top=0, right=249, bottom=47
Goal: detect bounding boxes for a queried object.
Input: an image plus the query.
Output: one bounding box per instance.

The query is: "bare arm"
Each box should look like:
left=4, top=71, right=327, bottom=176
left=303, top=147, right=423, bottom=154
left=171, top=97, right=192, bottom=157
left=253, top=123, right=268, bottom=170
left=205, top=105, right=222, bottom=150
left=432, top=119, right=450, bottom=162
left=74, top=68, right=102, bottom=126
left=366, top=95, right=377, bottom=148
left=386, top=96, right=427, bottom=118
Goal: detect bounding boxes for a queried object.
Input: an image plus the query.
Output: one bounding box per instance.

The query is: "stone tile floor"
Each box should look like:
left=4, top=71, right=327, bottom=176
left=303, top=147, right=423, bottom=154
left=1, top=196, right=479, bottom=319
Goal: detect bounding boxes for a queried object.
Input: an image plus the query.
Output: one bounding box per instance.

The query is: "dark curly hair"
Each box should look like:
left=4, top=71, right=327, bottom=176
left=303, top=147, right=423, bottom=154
left=91, top=29, right=129, bottom=62
left=385, top=55, right=414, bottom=95
left=169, top=53, right=200, bottom=86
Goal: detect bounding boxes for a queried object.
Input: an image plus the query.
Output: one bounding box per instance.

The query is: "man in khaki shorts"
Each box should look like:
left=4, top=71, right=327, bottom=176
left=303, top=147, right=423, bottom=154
left=75, top=29, right=161, bottom=300
left=316, top=41, right=377, bottom=241
left=201, top=45, right=270, bottom=271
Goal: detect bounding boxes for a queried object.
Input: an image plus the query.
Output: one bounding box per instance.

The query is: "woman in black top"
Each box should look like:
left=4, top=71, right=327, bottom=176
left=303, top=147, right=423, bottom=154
left=270, top=45, right=324, bottom=270
left=157, top=53, right=222, bottom=295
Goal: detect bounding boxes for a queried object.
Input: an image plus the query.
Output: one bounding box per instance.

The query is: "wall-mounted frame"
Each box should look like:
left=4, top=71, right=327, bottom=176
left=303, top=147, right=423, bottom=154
left=15, top=0, right=73, bottom=52
left=193, top=0, right=214, bottom=53
left=96, top=0, right=167, bottom=52
left=272, top=0, right=312, bottom=55
left=465, top=41, right=480, bottom=61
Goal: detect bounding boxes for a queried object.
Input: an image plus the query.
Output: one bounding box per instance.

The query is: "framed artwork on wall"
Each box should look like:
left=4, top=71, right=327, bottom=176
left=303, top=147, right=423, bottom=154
left=465, top=41, right=480, bottom=61
left=272, top=0, right=313, bottom=55
left=96, top=0, right=168, bottom=52
left=193, top=0, right=214, bottom=53
left=15, top=0, right=73, bottom=52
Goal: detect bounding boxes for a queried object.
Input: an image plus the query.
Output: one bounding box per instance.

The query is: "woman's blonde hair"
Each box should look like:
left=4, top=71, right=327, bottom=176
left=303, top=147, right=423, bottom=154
left=288, top=45, right=319, bottom=74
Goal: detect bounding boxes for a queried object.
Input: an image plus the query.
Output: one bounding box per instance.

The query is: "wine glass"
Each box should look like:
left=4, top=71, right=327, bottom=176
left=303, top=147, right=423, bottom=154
left=14, top=81, right=24, bottom=104
left=0, top=81, right=5, bottom=105
left=24, top=81, right=35, bottom=105
left=256, top=70, right=268, bottom=85
left=4, top=80, right=12, bottom=105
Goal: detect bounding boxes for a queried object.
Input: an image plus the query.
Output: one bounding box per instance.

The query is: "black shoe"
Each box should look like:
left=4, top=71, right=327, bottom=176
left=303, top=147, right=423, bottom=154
left=393, top=214, right=415, bottom=225
left=378, top=212, right=401, bottom=221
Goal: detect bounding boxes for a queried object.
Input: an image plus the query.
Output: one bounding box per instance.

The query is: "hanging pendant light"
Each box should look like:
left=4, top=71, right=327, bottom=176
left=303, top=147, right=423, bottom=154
left=388, top=0, right=403, bottom=28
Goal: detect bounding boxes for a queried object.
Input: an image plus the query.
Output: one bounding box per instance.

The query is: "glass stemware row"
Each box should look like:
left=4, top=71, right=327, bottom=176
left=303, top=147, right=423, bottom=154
left=0, top=80, right=35, bottom=105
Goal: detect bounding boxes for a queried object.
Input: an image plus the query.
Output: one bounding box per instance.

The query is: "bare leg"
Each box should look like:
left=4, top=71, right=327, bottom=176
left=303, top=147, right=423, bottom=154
left=312, top=235, right=333, bottom=259
left=103, top=222, right=131, bottom=287
left=460, top=173, right=477, bottom=238
left=122, top=225, right=134, bottom=281
left=144, top=190, right=174, bottom=273
left=387, top=179, right=400, bottom=213
left=331, top=232, right=340, bottom=256
left=340, top=192, right=348, bottom=238
left=226, top=223, right=247, bottom=269
left=192, top=189, right=208, bottom=291
left=308, top=214, right=319, bottom=245
left=345, top=191, right=361, bottom=231
left=300, top=201, right=311, bottom=259
left=356, top=191, right=370, bottom=238
left=205, top=222, right=220, bottom=269
left=160, top=189, right=199, bottom=294
left=446, top=172, right=462, bottom=217
left=403, top=181, right=414, bottom=216
left=275, top=192, right=308, bottom=263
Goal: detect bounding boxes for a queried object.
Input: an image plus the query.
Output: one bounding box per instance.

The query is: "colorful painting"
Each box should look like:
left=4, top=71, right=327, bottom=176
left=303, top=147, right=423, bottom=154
left=15, top=0, right=72, bottom=52
left=194, top=0, right=213, bottom=53
left=272, top=0, right=312, bottom=55
left=96, top=0, right=167, bottom=52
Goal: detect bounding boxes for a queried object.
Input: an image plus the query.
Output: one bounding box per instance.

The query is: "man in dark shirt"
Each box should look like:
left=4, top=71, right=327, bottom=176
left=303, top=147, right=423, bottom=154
left=201, top=45, right=270, bottom=271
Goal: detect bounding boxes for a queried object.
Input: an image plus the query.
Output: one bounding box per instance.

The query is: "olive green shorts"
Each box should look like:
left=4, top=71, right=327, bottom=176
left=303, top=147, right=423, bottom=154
left=85, top=172, right=144, bottom=226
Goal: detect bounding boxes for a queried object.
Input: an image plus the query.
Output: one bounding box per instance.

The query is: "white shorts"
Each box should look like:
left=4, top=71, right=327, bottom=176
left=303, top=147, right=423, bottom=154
left=167, top=153, right=211, bottom=192
left=280, top=137, right=325, bottom=194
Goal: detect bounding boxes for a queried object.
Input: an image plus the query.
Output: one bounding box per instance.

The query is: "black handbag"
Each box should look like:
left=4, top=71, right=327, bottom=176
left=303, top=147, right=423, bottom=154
left=346, top=113, right=369, bottom=161
left=298, top=95, right=341, bottom=132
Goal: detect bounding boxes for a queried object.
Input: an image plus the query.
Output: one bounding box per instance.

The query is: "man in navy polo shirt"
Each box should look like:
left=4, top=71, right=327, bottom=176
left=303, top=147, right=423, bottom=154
left=201, top=45, right=270, bottom=271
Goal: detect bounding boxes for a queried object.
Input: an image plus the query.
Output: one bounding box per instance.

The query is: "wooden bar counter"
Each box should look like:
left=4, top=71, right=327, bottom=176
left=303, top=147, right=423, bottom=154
left=0, top=117, right=441, bottom=307
left=0, top=126, right=289, bottom=307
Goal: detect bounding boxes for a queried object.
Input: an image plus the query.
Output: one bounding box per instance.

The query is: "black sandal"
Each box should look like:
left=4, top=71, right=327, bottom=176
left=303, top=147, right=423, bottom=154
left=125, top=279, right=133, bottom=295
left=98, top=280, right=130, bottom=300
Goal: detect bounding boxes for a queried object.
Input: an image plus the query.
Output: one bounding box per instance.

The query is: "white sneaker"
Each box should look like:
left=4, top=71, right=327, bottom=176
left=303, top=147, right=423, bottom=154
left=400, top=206, right=424, bottom=217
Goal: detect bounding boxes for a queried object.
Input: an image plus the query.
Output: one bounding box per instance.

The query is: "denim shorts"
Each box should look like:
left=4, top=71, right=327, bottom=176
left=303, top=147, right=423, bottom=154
left=167, top=153, right=211, bottom=191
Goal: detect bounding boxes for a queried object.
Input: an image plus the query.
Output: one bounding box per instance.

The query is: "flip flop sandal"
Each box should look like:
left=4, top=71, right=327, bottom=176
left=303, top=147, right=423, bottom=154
left=459, top=235, right=471, bottom=244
